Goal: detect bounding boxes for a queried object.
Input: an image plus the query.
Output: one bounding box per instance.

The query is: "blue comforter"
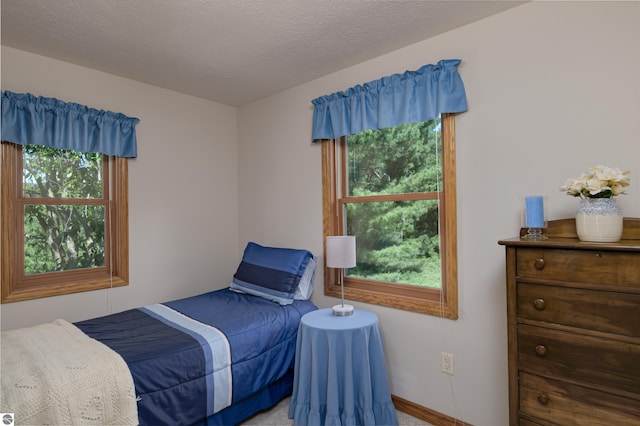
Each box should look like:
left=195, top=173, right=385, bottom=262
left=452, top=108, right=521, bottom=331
left=76, top=288, right=317, bottom=426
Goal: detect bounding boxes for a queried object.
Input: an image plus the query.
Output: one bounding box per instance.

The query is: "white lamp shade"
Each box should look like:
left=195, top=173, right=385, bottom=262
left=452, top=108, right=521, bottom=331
left=326, top=236, right=356, bottom=269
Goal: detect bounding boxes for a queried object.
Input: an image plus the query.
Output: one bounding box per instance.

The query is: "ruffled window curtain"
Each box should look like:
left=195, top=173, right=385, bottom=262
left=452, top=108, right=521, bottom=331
left=1, top=91, right=139, bottom=157
left=311, top=59, right=467, bottom=142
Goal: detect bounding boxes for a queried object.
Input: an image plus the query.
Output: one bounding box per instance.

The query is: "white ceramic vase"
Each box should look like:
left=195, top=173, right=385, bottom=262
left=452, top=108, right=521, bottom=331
left=575, top=198, right=623, bottom=243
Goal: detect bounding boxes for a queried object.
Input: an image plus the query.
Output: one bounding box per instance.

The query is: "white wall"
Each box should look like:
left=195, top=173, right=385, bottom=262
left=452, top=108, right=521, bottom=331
left=238, top=2, right=640, bottom=425
left=1, top=47, right=240, bottom=331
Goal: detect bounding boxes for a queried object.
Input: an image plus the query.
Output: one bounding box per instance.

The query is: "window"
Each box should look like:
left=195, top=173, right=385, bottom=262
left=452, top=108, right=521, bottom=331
left=1, top=142, right=129, bottom=303
left=322, top=114, right=458, bottom=318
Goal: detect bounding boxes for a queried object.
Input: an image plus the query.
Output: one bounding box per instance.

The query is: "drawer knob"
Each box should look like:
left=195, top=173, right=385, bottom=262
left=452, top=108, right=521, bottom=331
left=533, top=298, right=546, bottom=310
left=535, top=344, right=548, bottom=357
left=533, top=258, right=546, bottom=270
left=537, top=393, right=550, bottom=406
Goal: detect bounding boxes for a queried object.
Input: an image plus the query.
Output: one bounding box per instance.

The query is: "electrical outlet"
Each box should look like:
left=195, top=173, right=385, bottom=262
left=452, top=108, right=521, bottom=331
left=441, top=352, right=454, bottom=375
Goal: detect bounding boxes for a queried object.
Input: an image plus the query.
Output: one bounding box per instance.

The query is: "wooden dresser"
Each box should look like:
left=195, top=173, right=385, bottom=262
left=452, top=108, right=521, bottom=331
left=499, top=218, right=640, bottom=425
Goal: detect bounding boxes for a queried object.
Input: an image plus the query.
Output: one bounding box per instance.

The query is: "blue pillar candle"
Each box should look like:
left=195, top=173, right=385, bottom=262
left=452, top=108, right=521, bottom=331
left=525, top=196, right=545, bottom=228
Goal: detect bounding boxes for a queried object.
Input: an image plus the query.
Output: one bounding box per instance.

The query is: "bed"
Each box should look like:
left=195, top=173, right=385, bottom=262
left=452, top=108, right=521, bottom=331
left=1, top=242, right=318, bottom=426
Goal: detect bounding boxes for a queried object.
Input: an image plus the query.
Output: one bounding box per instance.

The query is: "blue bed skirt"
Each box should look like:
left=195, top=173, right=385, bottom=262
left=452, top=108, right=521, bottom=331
left=202, top=368, right=293, bottom=425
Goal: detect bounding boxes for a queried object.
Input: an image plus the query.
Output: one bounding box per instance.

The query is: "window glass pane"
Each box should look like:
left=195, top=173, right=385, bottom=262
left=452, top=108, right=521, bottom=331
left=24, top=204, right=106, bottom=274
left=345, top=199, right=441, bottom=289
left=22, top=145, right=103, bottom=199
left=347, top=118, right=441, bottom=197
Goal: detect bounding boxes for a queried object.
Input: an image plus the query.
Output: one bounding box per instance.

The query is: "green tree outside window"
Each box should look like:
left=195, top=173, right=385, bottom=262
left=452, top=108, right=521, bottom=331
left=344, top=119, right=442, bottom=289
left=21, top=145, right=106, bottom=275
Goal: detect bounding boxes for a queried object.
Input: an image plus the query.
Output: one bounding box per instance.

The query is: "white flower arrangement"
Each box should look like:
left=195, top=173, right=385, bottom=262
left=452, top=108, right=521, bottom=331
left=560, top=165, right=630, bottom=199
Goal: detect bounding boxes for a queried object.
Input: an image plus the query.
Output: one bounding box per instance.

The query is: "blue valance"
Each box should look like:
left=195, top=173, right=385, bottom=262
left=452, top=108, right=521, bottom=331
left=311, top=59, right=467, bottom=141
left=1, top=91, right=139, bottom=158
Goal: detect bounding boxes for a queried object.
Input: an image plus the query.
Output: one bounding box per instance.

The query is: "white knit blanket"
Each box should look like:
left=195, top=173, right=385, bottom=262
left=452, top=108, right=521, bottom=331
left=1, top=319, right=138, bottom=425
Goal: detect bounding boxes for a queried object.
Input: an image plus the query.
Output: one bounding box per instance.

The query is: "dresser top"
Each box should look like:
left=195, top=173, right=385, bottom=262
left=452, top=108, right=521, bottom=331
left=499, top=218, right=640, bottom=251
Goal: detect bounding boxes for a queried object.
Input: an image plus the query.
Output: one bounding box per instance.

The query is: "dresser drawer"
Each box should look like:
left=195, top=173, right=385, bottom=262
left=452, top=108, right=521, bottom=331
left=518, top=324, right=640, bottom=394
left=519, top=372, right=640, bottom=425
left=516, top=248, right=640, bottom=288
left=517, top=283, right=640, bottom=337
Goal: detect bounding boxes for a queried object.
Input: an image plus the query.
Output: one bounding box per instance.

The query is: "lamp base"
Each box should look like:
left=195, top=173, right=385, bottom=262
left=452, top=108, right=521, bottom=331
left=332, top=304, right=354, bottom=316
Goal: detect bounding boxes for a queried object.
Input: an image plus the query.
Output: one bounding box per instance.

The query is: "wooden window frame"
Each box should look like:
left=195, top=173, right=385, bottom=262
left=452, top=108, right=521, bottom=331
left=1, top=142, right=129, bottom=303
left=322, top=114, right=458, bottom=319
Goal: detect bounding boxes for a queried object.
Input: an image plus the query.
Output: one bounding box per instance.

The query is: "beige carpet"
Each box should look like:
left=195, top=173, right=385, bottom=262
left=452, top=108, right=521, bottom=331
left=240, top=396, right=432, bottom=426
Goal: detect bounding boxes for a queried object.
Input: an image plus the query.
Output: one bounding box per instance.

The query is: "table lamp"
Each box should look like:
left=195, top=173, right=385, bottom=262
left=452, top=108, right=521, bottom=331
left=326, top=235, right=356, bottom=316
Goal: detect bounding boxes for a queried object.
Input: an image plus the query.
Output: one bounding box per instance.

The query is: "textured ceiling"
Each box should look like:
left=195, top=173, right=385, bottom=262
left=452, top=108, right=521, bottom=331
left=2, top=0, right=524, bottom=106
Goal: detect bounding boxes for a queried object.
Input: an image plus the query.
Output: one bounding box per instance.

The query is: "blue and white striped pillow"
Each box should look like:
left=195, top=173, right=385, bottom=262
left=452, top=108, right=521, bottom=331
left=230, top=242, right=316, bottom=305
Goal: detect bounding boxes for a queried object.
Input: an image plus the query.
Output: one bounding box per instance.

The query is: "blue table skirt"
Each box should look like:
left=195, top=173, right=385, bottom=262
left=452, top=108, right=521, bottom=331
left=289, top=308, right=399, bottom=426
